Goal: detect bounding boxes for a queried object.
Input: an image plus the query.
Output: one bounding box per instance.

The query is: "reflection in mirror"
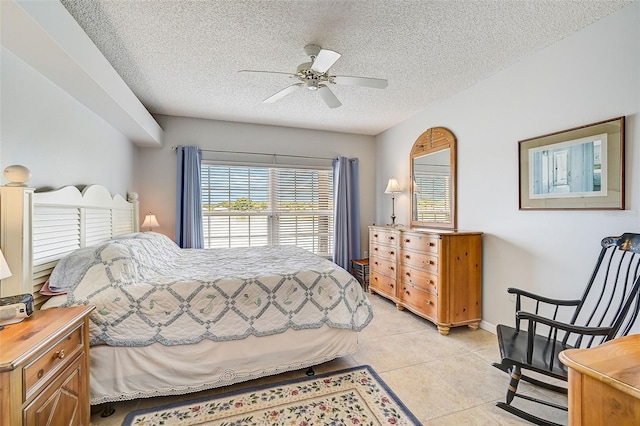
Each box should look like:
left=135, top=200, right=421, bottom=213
left=410, top=127, right=456, bottom=229
left=413, top=149, right=451, bottom=223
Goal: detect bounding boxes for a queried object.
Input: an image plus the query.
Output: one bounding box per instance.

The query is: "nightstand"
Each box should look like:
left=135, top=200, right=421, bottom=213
left=0, top=305, right=94, bottom=425
left=351, top=258, right=369, bottom=291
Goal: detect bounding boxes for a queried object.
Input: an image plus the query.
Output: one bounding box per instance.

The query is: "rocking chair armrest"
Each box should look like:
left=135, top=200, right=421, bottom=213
left=516, top=311, right=614, bottom=336
left=508, top=287, right=582, bottom=307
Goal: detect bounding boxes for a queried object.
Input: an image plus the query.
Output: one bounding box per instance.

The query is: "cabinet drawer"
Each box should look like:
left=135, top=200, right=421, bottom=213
left=401, top=233, right=439, bottom=254
left=400, top=265, right=438, bottom=293
left=370, top=256, right=397, bottom=278
left=370, top=243, right=397, bottom=261
left=399, top=283, right=438, bottom=318
left=370, top=271, right=397, bottom=298
left=24, top=352, right=86, bottom=426
left=400, top=250, right=438, bottom=273
left=23, top=324, right=83, bottom=400
left=370, top=228, right=398, bottom=246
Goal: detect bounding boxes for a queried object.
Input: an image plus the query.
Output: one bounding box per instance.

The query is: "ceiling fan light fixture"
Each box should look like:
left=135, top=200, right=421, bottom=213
left=241, top=44, right=388, bottom=108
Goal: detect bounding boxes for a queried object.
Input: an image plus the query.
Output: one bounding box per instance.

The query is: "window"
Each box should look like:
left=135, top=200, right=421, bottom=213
left=414, top=173, right=451, bottom=223
left=201, top=164, right=334, bottom=256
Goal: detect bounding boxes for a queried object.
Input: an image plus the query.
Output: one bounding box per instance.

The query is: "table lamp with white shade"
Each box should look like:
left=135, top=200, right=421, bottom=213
left=141, top=213, right=160, bottom=231
left=384, top=178, right=402, bottom=226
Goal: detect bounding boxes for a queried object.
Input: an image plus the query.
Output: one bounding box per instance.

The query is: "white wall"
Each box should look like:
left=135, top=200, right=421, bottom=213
left=135, top=114, right=376, bottom=253
left=375, top=2, right=640, bottom=331
left=0, top=47, right=136, bottom=194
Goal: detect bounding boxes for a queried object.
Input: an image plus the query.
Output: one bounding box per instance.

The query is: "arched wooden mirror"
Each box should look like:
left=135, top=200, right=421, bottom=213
left=410, top=127, right=457, bottom=229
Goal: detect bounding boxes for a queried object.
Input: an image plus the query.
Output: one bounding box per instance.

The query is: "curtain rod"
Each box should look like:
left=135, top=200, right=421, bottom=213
left=171, top=146, right=334, bottom=161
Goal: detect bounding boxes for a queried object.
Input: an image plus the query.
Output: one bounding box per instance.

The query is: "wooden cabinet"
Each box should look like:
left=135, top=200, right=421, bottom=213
left=369, top=225, right=482, bottom=335
left=0, top=305, right=94, bottom=426
left=559, top=334, right=640, bottom=425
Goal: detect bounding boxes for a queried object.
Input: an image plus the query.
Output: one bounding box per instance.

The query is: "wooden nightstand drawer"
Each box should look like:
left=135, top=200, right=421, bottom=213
left=401, top=233, right=439, bottom=254
left=24, top=352, right=86, bottom=425
left=23, top=324, right=83, bottom=401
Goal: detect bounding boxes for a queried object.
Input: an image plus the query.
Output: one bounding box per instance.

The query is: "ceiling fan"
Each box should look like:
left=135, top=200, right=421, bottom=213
left=239, top=44, right=388, bottom=109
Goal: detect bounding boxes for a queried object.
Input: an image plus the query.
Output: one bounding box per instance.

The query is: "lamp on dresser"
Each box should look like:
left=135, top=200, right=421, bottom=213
left=384, top=178, right=401, bottom=226
left=141, top=212, right=160, bottom=231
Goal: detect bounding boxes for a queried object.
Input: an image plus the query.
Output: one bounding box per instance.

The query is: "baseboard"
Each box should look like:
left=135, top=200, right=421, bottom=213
left=479, top=320, right=496, bottom=334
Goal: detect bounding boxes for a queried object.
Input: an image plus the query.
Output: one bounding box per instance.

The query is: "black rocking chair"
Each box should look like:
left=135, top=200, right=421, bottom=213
left=493, top=233, right=640, bottom=425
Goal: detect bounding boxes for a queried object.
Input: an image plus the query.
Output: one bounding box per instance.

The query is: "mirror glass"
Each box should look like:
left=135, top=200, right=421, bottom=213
left=410, top=127, right=457, bottom=229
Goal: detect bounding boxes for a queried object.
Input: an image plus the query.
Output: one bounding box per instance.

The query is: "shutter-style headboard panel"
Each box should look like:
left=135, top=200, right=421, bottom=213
left=0, top=184, right=139, bottom=307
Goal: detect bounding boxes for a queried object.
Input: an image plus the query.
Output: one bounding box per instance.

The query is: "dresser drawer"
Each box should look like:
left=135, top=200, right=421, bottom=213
left=370, top=256, right=397, bottom=278
left=400, top=249, right=438, bottom=273
left=370, top=228, right=398, bottom=246
left=23, top=324, right=84, bottom=401
left=370, top=271, right=397, bottom=298
left=370, top=242, right=397, bottom=261
left=399, top=283, right=437, bottom=318
left=400, top=265, right=438, bottom=293
left=401, top=233, right=439, bottom=254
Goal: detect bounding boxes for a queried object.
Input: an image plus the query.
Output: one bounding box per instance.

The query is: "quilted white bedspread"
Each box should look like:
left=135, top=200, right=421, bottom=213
left=51, top=232, right=373, bottom=347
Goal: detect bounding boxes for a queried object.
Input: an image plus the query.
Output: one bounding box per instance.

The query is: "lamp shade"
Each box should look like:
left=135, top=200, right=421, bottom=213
left=0, top=249, right=12, bottom=280
left=384, top=178, right=401, bottom=194
left=141, top=213, right=160, bottom=230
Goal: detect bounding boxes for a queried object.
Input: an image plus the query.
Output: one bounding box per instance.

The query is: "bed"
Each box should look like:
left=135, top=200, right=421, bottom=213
left=0, top=183, right=373, bottom=405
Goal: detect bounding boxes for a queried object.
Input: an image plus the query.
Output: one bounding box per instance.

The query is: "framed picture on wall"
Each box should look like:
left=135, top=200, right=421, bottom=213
left=519, top=116, right=625, bottom=210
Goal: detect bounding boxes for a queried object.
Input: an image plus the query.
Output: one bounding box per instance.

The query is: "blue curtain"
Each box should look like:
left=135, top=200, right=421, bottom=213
left=176, top=145, right=204, bottom=249
left=333, top=157, right=361, bottom=270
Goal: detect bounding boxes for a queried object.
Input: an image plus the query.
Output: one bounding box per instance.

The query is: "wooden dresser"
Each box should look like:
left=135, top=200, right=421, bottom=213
left=369, top=225, right=482, bottom=335
left=0, top=305, right=94, bottom=426
left=559, top=334, right=640, bottom=425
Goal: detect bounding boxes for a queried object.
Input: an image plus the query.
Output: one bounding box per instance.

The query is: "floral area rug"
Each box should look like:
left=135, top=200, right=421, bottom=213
left=122, top=365, right=421, bottom=425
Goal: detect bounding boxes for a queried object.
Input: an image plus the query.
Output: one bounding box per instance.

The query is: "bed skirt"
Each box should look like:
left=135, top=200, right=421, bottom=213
left=89, top=325, right=359, bottom=404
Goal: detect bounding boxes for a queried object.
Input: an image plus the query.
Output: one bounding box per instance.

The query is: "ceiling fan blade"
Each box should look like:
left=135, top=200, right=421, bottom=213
left=239, top=70, right=296, bottom=77
left=263, top=83, right=303, bottom=103
left=333, top=75, right=388, bottom=89
left=310, top=49, right=341, bottom=74
left=318, top=85, right=342, bottom=108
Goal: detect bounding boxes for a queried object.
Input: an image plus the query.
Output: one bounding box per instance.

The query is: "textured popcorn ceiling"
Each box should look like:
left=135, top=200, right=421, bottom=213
left=60, top=0, right=631, bottom=136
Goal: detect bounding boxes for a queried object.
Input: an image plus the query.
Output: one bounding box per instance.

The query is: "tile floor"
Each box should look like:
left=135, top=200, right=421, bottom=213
left=91, top=294, right=567, bottom=425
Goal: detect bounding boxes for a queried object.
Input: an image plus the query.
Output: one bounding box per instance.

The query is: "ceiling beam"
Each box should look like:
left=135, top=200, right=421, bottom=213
left=1, top=0, right=163, bottom=147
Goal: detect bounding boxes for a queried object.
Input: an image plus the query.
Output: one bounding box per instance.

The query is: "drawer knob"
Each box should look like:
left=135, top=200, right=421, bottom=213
left=55, top=349, right=66, bottom=360
left=389, top=251, right=394, bottom=255
left=388, top=236, right=395, bottom=240
left=374, top=247, right=379, bottom=251
left=37, top=369, right=44, bottom=379
left=425, top=300, right=432, bottom=305
left=404, top=239, right=410, bottom=243
left=405, top=272, right=411, bottom=277
left=374, top=234, right=378, bottom=238
left=404, top=255, right=410, bottom=259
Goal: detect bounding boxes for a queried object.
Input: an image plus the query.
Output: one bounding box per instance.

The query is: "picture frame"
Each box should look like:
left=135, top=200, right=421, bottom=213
left=519, top=116, right=625, bottom=210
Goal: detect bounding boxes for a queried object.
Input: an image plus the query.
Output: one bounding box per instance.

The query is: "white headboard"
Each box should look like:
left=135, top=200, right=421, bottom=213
left=0, top=184, right=139, bottom=307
